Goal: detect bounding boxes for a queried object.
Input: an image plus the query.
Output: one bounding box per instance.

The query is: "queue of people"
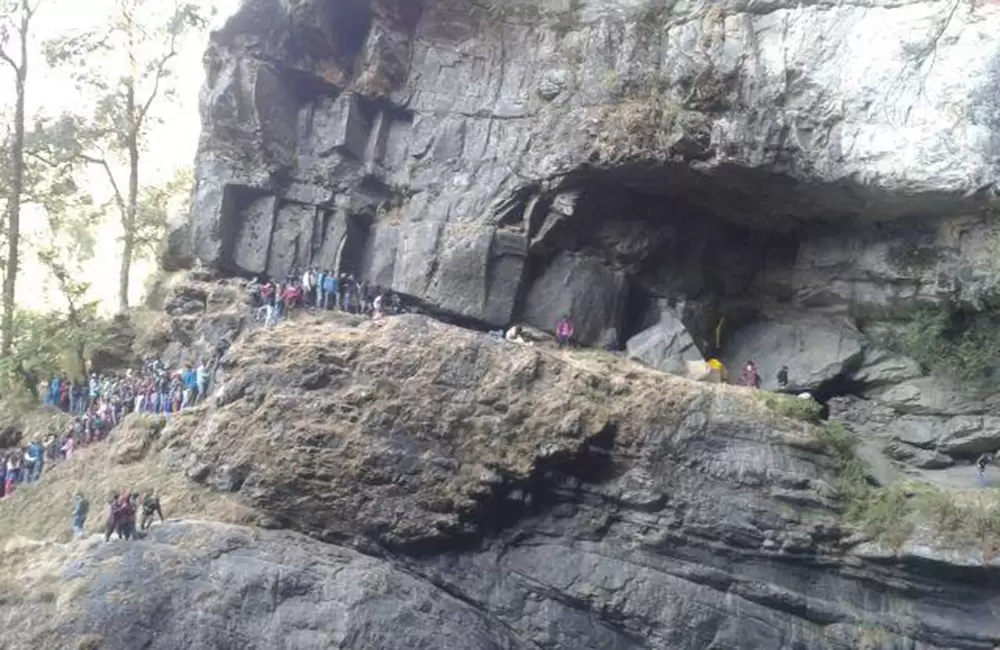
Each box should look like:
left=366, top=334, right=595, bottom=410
left=247, top=267, right=404, bottom=327
left=1, top=359, right=215, bottom=500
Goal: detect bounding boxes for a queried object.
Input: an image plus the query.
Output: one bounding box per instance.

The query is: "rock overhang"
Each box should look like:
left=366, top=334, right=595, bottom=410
left=174, top=0, right=1000, bottom=400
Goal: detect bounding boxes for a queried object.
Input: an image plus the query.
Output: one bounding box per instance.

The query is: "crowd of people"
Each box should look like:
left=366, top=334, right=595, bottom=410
left=1, top=358, right=216, bottom=503
left=247, top=267, right=404, bottom=326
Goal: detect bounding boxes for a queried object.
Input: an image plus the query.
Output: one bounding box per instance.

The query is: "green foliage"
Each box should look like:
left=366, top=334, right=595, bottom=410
left=884, top=303, right=1000, bottom=383
left=39, top=0, right=212, bottom=312
left=815, top=421, right=1000, bottom=550
left=814, top=422, right=914, bottom=547
left=913, top=488, right=1000, bottom=549
left=762, top=393, right=823, bottom=422
left=0, top=306, right=111, bottom=388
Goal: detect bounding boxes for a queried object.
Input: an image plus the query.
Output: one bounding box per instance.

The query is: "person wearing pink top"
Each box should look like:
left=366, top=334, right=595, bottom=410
left=62, top=436, right=75, bottom=460
left=556, top=314, right=575, bottom=347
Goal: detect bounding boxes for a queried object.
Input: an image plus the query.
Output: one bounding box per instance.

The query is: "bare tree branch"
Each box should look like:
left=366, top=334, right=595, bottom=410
left=78, top=154, right=126, bottom=217
left=0, top=45, right=18, bottom=73
left=137, top=33, right=179, bottom=125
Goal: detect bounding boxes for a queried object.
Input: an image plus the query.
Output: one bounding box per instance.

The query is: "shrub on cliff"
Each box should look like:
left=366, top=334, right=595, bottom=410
left=885, top=303, right=1000, bottom=383
left=762, top=393, right=823, bottom=422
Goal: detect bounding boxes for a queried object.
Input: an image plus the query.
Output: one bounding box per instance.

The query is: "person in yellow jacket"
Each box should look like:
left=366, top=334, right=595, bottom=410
left=706, top=358, right=727, bottom=383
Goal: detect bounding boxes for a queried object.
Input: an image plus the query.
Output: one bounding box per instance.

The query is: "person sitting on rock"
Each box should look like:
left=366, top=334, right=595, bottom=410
left=141, top=489, right=165, bottom=530
left=72, top=491, right=89, bottom=539
left=556, top=315, right=574, bottom=347
left=505, top=325, right=531, bottom=345
left=777, top=365, right=789, bottom=390
left=740, top=361, right=761, bottom=389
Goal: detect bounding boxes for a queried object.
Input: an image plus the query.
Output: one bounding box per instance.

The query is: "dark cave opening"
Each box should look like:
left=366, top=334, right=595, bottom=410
left=519, top=166, right=809, bottom=356
left=809, top=374, right=869, bottom=420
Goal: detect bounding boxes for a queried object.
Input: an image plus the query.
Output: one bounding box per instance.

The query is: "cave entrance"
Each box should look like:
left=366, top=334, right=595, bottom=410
left=518, top=167, right=803, bottom=357
left=335, top=212, right=372, bottom=277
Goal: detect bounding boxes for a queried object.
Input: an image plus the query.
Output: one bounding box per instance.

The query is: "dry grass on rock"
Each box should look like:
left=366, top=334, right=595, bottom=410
left=0, top=426, right=257, bottom=546
left=164, top=313, right=808, bottom=549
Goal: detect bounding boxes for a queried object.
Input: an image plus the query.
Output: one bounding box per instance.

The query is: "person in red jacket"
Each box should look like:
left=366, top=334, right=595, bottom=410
left=280, top=283, right=300, bottom=318
left=740, top=361, right=762, bottom=389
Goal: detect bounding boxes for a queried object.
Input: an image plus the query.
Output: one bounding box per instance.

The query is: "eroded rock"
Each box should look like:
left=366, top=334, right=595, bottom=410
left=721, top=312, right=865, bottom=391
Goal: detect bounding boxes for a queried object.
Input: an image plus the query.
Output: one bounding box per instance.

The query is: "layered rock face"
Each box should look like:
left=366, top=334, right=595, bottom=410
left=47, top=314, right=997, bottom=650
left=171, top=0, right=1000, bottom=470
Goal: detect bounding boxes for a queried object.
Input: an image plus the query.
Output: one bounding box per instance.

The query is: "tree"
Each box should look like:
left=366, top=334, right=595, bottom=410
left=23, top=125, right=104, bottom=380
left=45, top=0, right=208, bottom=314
left=0, top=0, right=43, bottom=355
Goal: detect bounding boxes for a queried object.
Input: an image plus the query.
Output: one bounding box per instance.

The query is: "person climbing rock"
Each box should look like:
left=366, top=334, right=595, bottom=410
left=141, top=489, right=165, bottom=530
left=556, top=315, right=574, bottom=347
left=72, top=491, right=89, bottom=539
left=740, top=361, right=761, bottom=389
left=777, top=365, right=789, bottom=390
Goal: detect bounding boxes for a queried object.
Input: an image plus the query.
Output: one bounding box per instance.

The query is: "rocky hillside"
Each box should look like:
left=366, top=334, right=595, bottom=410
left=2, top=296, right=999, bottom=649
left=165, top=0, right=1000, bottom=479
left=14, top=0, right=997, bottom=646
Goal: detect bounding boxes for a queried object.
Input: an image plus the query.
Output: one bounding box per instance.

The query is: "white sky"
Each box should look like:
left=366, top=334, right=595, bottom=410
left=2, top=0, right=239, bottom=312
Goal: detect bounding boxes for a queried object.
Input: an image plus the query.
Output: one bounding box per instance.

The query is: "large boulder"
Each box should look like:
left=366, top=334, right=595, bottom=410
left=721, top=312, right=865, bottom=391
left=522, top=252, right=627, bottom=346
left=626, top=310, right=704, bottom=376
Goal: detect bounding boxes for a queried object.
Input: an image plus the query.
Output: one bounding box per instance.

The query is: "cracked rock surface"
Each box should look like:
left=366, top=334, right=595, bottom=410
left=28, top=311, right=989, bottom=650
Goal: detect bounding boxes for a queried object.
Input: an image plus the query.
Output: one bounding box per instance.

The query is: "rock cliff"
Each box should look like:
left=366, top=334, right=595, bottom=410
left=76, top=0, right=1000, bottom=645
left=168, top=0, right=1000, bottom=473
left=5, top=306, right=998, bottom=650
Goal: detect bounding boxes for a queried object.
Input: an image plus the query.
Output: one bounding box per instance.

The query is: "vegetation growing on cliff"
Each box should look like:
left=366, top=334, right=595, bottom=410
left=884, top=303, right=1000, bottom=383
left=762, top=393, right=823, bottom=422
left=816, top=421, right=1000, bottom=552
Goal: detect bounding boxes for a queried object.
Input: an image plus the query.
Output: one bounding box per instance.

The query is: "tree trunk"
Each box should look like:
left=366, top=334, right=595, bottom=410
left=1, top=7, right=29, bottom=356
left=120, top=81, right=139, bottom=315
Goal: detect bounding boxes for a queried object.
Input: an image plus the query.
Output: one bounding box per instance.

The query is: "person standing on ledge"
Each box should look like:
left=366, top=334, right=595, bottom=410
left=777, top=365, right=789, bottom=390
left=556, top=315, right=575, bottom=347
left=740, top=361, right=762, bottom=389
left=72, top=491, right=89, bottom=539
left=978, top=452, right=994, bottom=479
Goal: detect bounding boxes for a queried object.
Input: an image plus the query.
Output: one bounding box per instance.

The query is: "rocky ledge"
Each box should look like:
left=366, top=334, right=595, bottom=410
left=4, top=311, right=986, bottom=649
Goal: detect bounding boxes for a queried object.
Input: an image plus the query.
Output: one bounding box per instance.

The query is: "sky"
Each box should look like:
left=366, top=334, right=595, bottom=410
left=2, top=0, right=239, bottom=312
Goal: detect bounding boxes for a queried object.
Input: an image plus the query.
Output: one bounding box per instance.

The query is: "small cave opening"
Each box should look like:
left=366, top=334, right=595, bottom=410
left=809, top=374, right=869, bottom=420
left=517, top=164, right=810, bottom=360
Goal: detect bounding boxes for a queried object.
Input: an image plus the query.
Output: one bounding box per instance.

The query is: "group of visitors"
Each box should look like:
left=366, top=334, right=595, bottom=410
left=1, top=358, right=215, bottom=500
left=248, top=267, right=404, bottom=327
left=71, top=488, right=165, bottom=542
